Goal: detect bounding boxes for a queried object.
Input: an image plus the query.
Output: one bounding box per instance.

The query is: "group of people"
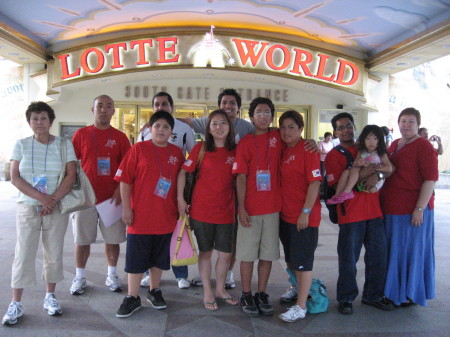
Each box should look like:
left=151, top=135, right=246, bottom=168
left=2, top=87, right=439, bottom=326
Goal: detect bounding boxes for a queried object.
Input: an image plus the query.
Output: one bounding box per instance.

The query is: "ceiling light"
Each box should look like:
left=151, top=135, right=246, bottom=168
left=132, top=17, right=141, bottom=21
left=19, top=57, right=29, bottom=60
left=442, top=44, right=450, bottom=48
left=396, top=62, right=409, bottom=66
left=203, top=74, right=214, bottom=77
left=278, top=21, right=285, bottom=25
left=206, top=10, right=214, bottom=13
left=7, top=52, right=19, bottom=56
left=254, top=77, right=265, bottom=81
left=101, top=79, right=111, bottom=82
left=87, top=28, right=95, bottom=31
left=410, top=57, right=420, bottom=61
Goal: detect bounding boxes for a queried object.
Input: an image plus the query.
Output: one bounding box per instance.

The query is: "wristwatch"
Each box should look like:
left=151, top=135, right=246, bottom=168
left=302, top=208, right=311, bottom=215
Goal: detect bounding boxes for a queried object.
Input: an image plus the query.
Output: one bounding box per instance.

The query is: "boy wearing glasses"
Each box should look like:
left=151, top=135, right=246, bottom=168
left=324, top=112, right=394, bottom=315
left=232, top=97, right=282, bottom=317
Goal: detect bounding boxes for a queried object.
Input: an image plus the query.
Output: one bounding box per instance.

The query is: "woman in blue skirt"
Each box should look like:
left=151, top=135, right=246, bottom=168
left=380, top=108, right=439, bottom=306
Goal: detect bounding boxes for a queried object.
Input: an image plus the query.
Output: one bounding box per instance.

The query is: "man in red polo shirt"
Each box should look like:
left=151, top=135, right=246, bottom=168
left=324, top=112, right=394, bottom=315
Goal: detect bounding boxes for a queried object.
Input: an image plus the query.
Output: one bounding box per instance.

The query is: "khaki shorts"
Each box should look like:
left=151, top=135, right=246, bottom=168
left=12, top=203, right=69, bottom=288
left=236, top=212, right=280, bottom=262
left=72, top=206, right=126, bottom=245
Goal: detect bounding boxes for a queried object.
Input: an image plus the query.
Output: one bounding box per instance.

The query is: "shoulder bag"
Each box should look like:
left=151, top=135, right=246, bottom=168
left=170, top=214, right=198, bottom=266
left=183, top=142, right=205, bottom=205
left=57, top=137, right=96, bottom=214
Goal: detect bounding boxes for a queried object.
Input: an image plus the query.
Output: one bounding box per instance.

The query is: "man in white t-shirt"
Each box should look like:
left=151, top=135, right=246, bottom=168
left=138, top=92, right=195, bottom=289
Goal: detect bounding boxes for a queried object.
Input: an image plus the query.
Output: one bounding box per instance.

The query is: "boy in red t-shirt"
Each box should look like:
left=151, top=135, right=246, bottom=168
left=232, top=97, right=282, bottom=317
left=114, top=111, right=184, bottom=318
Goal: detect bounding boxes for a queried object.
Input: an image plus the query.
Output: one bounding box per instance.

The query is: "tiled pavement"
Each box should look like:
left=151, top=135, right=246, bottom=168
left=0, top=181, right=449, bottom=337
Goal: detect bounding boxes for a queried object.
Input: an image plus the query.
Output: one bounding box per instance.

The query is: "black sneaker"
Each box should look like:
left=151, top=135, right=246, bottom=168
left=362, top=297, right=395, bottom=311
left=240, top=293, right=259, bottom=317
left=116, top=296, right=141, bottom=318
left=338, top=302, right=353, bottom=315
left=254, top=292, right=274, bottom=316
left=147, top=288, right=167, bottom=310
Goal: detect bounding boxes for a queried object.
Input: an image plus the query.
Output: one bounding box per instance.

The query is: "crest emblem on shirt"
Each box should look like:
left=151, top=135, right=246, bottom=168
left=226, top=156, right=235, bottom=165
left=312, top=169, right=321, bottom=177
left=170, top=132, right=178, bottom=141
left=168, top=155, right=178, bottom=165
left=105, top=139, right=116, bottom=148
left=284, top=154, right=295, bottom=164
left=269, top=137, right=277, bottom=148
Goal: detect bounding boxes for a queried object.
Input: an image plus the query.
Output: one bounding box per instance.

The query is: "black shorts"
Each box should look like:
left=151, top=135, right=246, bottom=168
left=190, top=218, right=234, bottom=253
left=279, top=219, right=318, bottom=271
left=125, top=233, right=172, bottom=273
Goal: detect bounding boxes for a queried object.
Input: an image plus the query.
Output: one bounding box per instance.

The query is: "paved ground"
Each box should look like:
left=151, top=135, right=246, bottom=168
left=0, top=181, right=449, bottom=337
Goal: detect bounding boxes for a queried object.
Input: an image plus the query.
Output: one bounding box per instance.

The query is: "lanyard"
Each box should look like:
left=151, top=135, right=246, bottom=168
left=152, top=141, right=172, bottom=181
left=32, top=135, right=50, bottom=175
left=254, top=133, right=270, bottom=171
left=92, top=126, right=112, bottom=157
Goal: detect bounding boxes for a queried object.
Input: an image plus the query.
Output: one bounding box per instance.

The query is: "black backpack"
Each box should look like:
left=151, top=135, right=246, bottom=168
left=325, top=145, right=353, bottom=224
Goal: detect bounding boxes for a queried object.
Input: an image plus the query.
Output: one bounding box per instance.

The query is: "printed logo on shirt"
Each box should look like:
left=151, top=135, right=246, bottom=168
left=168, top=155, right=179, bottom=165
left=269, top=137, right=277, bottom=148
left=116, top=169, right=122, bottom=177
left=171, top=132, right=178, bottom=141
left=312, top=169, right=321, bottom=177
left=226, top=156, right=235, bottom=165
left=284, top=154, right=295, bottom=164
left=327, top=173, right=334, bottom=182
left=232, top=162, right=237, bottom=170
left=106, top=139, right=116, bottom=148
left=184, top=159, right=193, bottom=167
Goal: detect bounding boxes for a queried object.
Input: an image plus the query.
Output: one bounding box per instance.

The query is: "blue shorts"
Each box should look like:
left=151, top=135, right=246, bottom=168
left=125, top=233, right=172, bottom=273
left=279, top=219, right=318, bottom=271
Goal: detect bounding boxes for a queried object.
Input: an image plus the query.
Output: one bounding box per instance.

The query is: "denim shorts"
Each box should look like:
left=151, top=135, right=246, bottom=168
left=125, top=233, right=172, bottom=273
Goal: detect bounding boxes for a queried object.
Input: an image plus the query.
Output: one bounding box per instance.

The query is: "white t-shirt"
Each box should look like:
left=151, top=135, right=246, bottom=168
left=192, top=117, right=254, bottom=143
left=10, top=136, right=77, bottom=205
left=138, top=119, right=195, bottom=156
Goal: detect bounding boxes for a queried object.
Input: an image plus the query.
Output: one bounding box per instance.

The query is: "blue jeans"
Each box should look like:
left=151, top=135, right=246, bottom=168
left=172, top=265, right=188, bottom=279
left=336, top=218, right=387, bottom=303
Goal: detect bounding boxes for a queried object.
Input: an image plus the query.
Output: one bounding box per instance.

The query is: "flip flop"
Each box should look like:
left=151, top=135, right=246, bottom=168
left=204, top=300, right=218, bottom=311
left=217, top=296, right=239, bottom=306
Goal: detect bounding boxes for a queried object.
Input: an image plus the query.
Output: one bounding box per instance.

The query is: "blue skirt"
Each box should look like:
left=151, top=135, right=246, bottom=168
left=384, top=208, right=435, bottom=306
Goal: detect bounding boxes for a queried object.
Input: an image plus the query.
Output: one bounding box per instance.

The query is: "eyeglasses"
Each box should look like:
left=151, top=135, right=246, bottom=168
left=335, top=124, right=354, bottom=132
left=254, top=111, right=272, bottom=117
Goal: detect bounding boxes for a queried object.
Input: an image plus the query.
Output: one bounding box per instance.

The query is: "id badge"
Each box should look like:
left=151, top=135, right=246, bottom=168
left=154, top=177, right=172, bottom=199
left=32, top=174, right=48, bottom=194
left=256, top=170, right=271, bottom=191
left=97, top=157, right=111, bottom=176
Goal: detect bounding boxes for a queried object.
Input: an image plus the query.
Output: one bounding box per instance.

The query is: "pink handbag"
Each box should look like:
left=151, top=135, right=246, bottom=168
left=170, top=215, right=198, bottom=266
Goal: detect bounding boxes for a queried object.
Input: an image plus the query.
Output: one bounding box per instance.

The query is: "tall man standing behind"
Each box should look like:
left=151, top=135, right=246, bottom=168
left=138, top=92, right=195, bottom=289
left=324, top=112, right=394, bottom=314
left=70, top=95, right=131, bottom=295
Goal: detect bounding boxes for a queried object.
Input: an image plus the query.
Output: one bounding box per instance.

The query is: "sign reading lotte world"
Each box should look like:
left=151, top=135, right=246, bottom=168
left=53, top=26, right=364, bottom=94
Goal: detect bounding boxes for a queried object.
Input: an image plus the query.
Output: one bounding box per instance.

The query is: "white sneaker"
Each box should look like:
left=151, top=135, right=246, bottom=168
left=43, top=294, right=63, bottom=316
left=177, top=278, right=190, bottom=289
left=140, top=274, right=150, bottom=287
left=2, top=302, right=24, bottom=325
left=279, top=305, right=306, bottom=322
left=70, top=276, right=87, bottom=295
left=106, top=275, right=122, bottom=292
left=280, top=286, right=298, bottom=303
left=225, top=270, right=236, bottom=289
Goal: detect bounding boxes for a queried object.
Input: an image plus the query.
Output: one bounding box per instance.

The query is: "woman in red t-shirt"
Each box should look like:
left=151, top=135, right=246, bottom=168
left=278, top=110, right=322, bottom=322
left=380, top=108, right=438, bottom=307
left=177, top=109, right=238, bottom=311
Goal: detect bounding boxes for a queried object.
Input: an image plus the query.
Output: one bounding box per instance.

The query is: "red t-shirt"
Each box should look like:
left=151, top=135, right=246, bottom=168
left=183, top=142, right=236, bottom=224
left=324, top=145, right=382, bottom=224
left=280, top=139, right=322, bottom=226
left=232, top=129, right=282, bottom=216
left=114, top=141, right=184, bottom=235
left=72, top=125, right=131, bottom=204
left=380, top=137, right=438, bottom=214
